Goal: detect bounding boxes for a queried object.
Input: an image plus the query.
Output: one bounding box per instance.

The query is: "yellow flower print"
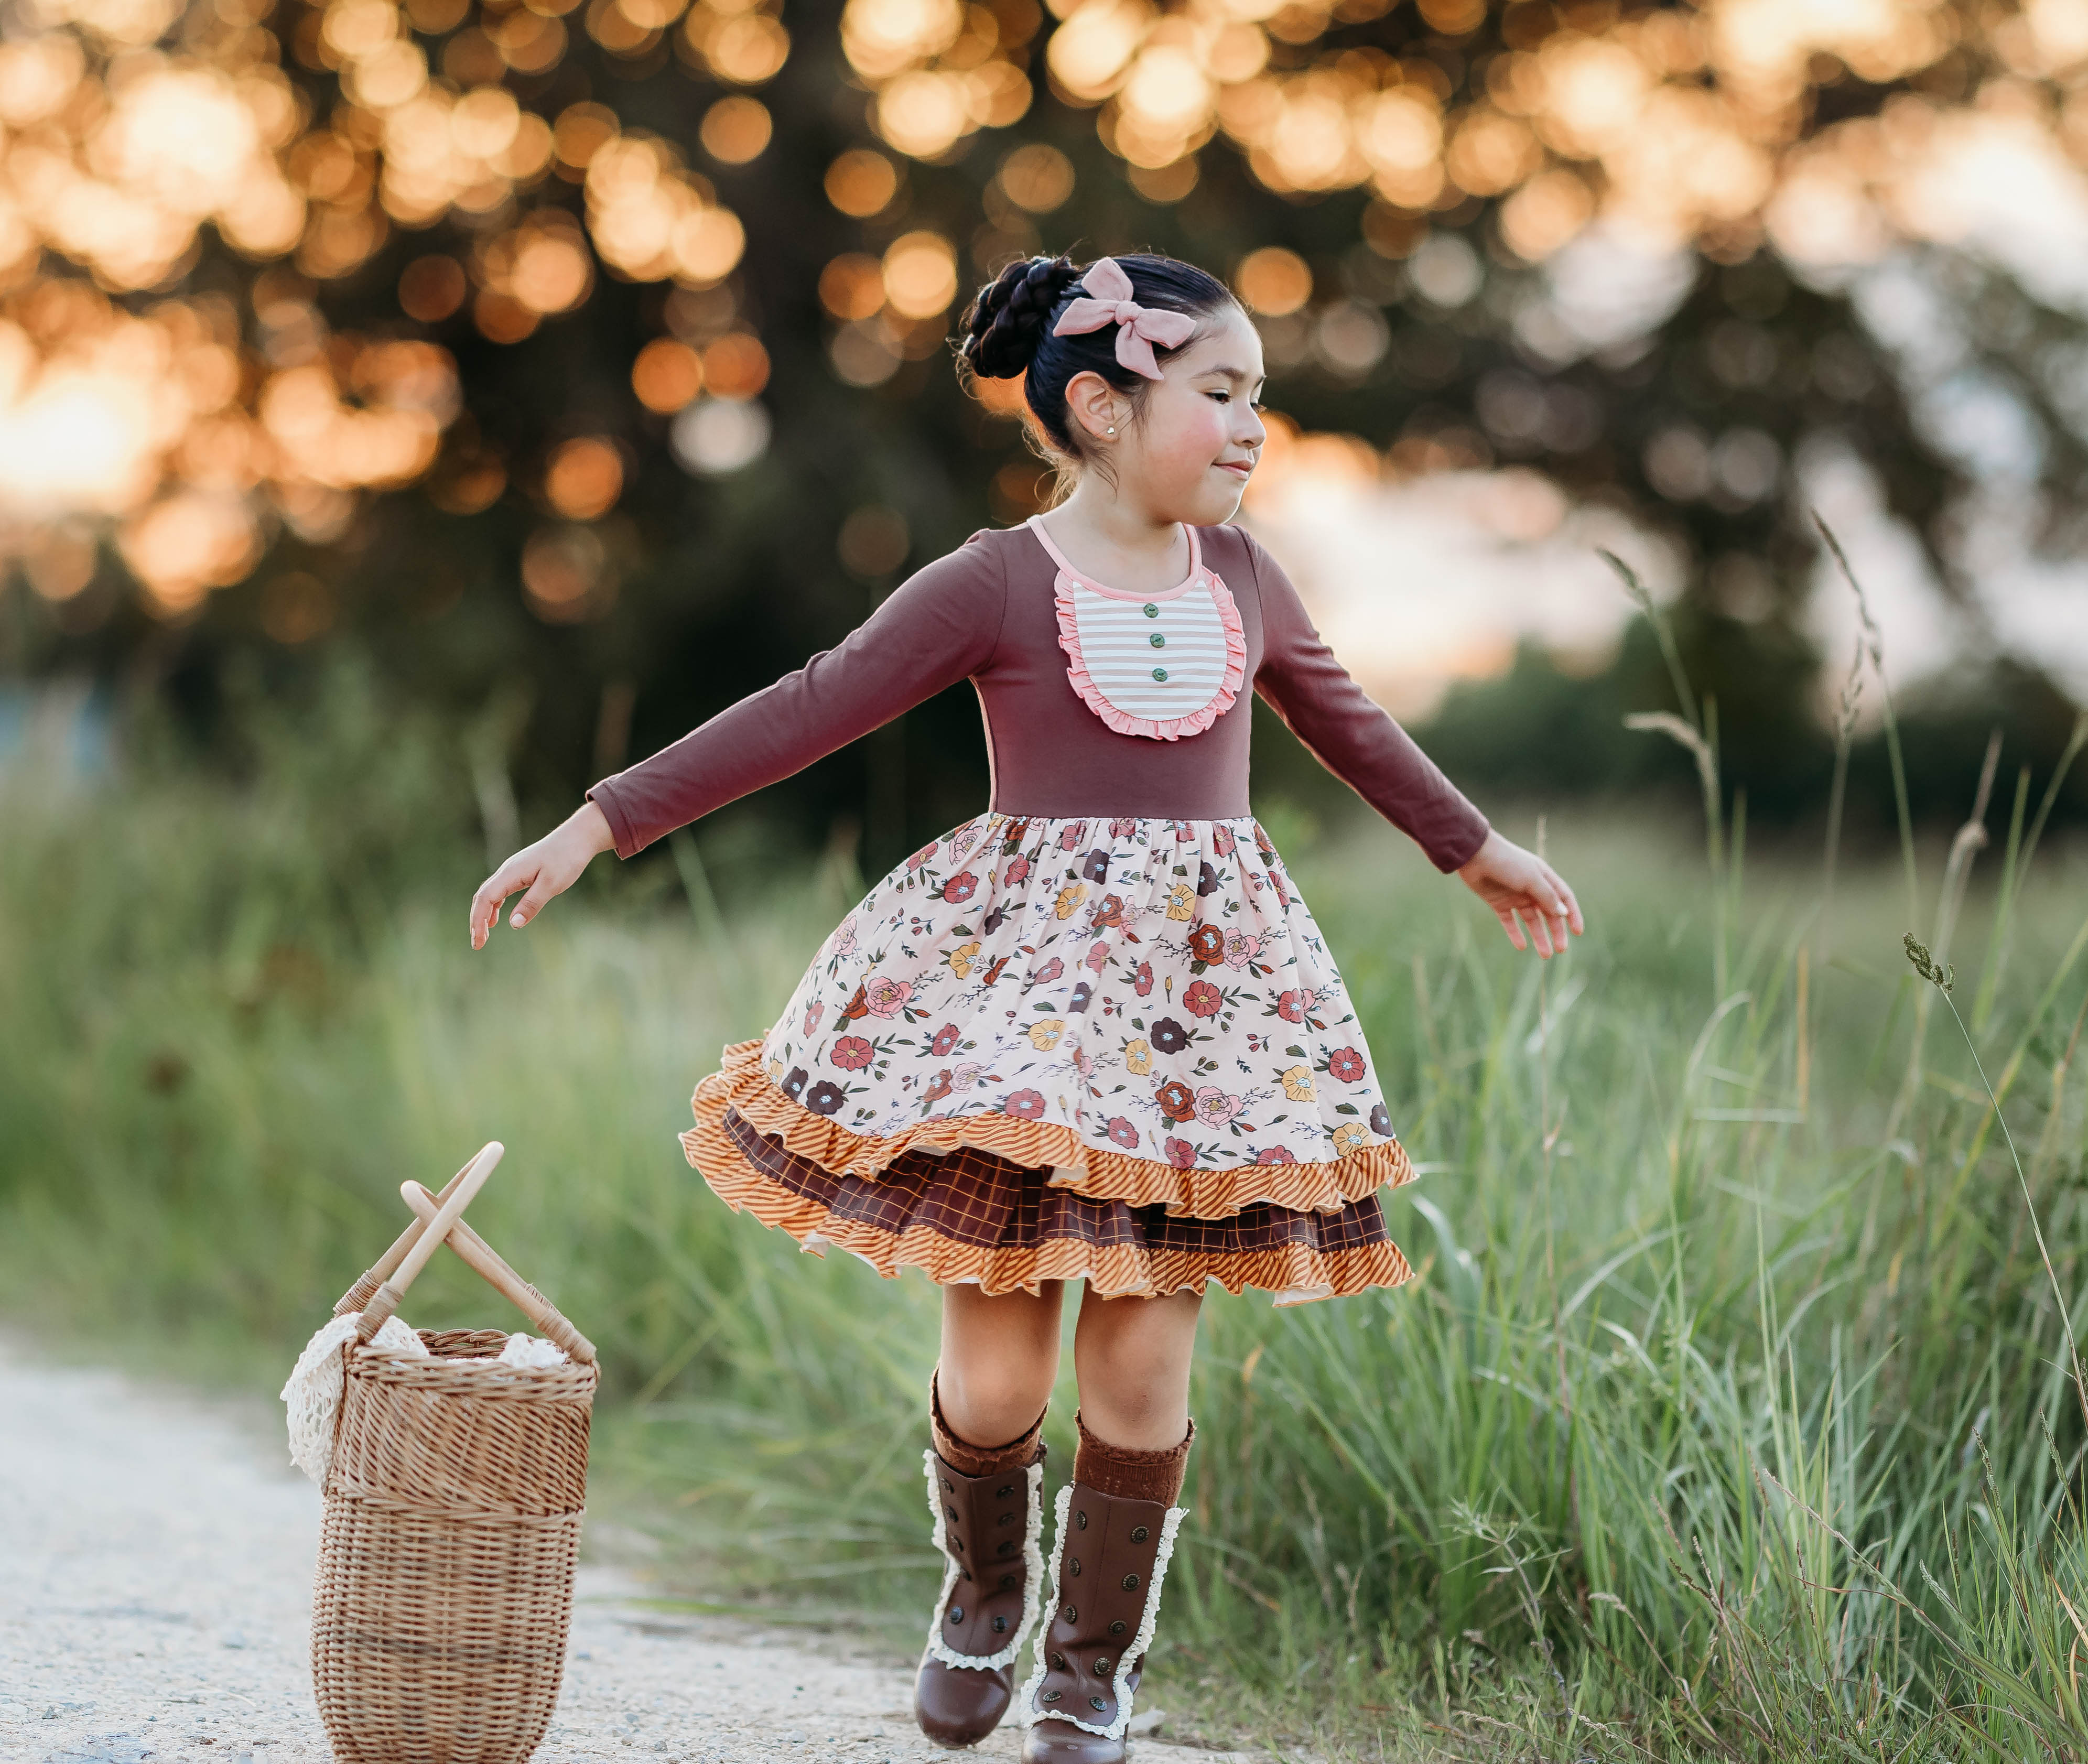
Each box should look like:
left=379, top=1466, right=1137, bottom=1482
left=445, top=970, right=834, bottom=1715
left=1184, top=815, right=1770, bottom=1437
left=766, top=1054, right=784, bottom=1082
left=1124, top=1037, right=1152, bottom=1075
left=945, top=940, right=981, bottom=979
left=1281, top=1064, right=1316, bottom=1101
left=1165, top=881, right=1195, bottom=922
left=1055, top=882, right=1088, bottom=919
left=1331, top=1120, right=1370, bottom=1155
left=1029, top=1019, right=1066, bottom=1051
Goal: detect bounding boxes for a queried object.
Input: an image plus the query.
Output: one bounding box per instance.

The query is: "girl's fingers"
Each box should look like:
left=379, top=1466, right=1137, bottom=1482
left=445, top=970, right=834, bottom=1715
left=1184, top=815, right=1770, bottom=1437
left=470, top=857, right=532, bottom=944
left=469, top=880, right=507, bottom=948
left=1544, top=865, right=1585, bottom=935
left=509, top=868, right=562, bottom=929
left=1495, top=904, right=1526, bottom=951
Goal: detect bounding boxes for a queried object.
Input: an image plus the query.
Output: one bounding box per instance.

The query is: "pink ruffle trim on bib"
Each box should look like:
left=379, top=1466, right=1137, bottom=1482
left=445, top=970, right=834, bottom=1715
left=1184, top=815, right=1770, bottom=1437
left=1031, top=518, right=1248, bottom=743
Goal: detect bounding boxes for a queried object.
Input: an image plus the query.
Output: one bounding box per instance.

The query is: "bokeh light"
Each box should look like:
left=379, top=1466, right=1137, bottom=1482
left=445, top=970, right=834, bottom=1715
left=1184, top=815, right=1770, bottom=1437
left=543, top=437, right=624, bottom=519
left=632, top=338, right=706, bottom=412
left=882, top=231, right=959, bottom=319
left=825, top=148, right=901, bottom=217
left=1235, top=246, right=1311, bottom=316
left=700, top=96, right=772, bottom=163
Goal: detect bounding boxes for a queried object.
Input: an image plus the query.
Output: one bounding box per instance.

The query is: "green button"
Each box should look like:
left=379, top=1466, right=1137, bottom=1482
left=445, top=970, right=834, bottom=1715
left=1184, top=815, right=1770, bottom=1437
left=1152, top=667, right=1168, bottom=681
left=1142, top=603, right=1158, bottom=618
left=1150, top=633, right=1165, bottom=648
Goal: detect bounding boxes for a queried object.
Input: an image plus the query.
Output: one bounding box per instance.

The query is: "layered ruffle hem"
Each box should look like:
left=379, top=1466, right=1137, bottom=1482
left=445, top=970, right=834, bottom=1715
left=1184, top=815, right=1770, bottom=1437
left=679, top=810, right=1422, bottom=1304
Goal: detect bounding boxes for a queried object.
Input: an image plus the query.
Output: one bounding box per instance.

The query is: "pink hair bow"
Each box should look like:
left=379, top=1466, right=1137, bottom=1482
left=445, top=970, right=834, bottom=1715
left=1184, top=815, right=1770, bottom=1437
left=1051, top=257, right=1197, bottom=380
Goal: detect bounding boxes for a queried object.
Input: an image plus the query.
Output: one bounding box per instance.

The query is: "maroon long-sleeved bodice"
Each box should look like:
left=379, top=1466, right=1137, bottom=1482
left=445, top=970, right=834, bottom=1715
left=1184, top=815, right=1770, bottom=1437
left=587, top=520, right=1489, bottom=873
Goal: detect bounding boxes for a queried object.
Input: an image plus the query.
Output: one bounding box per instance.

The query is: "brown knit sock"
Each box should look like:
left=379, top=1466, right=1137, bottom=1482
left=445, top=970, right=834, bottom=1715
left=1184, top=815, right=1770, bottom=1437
left=1073, top=1410, right=1194, bottom=1505
left=930, top=1369, right=1047, bottom=1478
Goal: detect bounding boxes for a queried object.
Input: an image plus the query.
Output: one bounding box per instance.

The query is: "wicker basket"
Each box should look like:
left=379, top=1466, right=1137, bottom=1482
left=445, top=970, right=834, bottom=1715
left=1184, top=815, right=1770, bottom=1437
left=309, top=1146, right=601, bottom=1764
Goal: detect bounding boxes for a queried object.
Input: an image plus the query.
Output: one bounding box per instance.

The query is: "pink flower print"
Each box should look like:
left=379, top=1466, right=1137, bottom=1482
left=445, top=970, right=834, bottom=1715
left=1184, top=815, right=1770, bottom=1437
left=863, top=975, right=913, bottom=1018
left=830, top=1034, right=874, bottom=1072
left=924, top=1069, right=954, bottom=1102
left=1183, top=979, right=1224, bottom=1019
left=1085, top=940, right=1110, bottom=973
left=1242, top=867, right=1263, bottom=898
left=1057, top=821, right=1088, bottom=850
left=1253, top=1145, right=1297, bottom=1164
left=1004, top=1087, right=1047, bottom=1120
left=1110, top=818, right=1136, bottom=839
left=1276, top=988, right=1317, bottom=1023
left=1072, top=1045, right=1095, bottom=1078
left=1164, top=1135, right=1197, bottom=1168
left=947, top=823, right=982, bottom=864
left=1212, top=824, right=1236, bottom=855
left=1106, top=1116, right=1139, bottom=1149
left=1193, top=1085, right=1240, bottom=1126
left=1173, top=820, right=1193, bottom=841
left=1328, top=1046, right=1367, bottom=1084
left=1222, top=930, right=1261, bottom=970
left=831, top=918, right=858, bottom=956
left=942, top=871, right=978, bottom=904
left=802, top=1001, right=825, bottom=1036
left=906, top=840, right=938, bottom=870
left=929, top=1022, right=962, bottom=1057
left=1133, top=961, right=1154, bottom=997
left=951, top=1062, right=983, bottom=1091
left=1033, top=956, right=1064, bottom=985
left=1003, top=856, right=1031, bottom=886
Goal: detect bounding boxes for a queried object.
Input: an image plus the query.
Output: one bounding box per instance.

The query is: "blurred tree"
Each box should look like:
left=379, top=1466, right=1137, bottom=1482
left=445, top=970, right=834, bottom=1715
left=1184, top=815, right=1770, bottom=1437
left=0, top=0, right=2083, bottom=861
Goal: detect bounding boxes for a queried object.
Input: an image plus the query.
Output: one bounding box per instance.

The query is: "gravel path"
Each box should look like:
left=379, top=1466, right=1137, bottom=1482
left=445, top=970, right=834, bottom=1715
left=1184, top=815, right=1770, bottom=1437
left=0, top=1341, right=1248, bottom=1764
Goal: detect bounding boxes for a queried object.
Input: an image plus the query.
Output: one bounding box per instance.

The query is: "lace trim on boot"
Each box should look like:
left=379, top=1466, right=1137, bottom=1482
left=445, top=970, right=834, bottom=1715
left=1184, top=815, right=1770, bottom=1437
left=1016, top=1484, right=1188, bottom=1742
left=922, top=1450, right=1046, bottom=1672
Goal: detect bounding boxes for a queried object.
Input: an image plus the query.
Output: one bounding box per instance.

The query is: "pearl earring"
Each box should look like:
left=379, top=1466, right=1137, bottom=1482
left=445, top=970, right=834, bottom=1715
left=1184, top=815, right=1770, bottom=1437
left=1106, top=425, right=1116, bottom=435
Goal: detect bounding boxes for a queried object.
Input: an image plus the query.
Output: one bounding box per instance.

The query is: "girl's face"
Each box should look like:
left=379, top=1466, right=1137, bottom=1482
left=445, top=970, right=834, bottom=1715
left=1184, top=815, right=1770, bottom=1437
left=1066, top=303, right=1269, bottom=525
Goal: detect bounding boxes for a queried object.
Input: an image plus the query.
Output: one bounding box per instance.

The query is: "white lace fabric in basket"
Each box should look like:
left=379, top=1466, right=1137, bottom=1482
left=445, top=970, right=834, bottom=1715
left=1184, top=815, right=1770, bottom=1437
left=280, top=1316, right=569, bottom=1486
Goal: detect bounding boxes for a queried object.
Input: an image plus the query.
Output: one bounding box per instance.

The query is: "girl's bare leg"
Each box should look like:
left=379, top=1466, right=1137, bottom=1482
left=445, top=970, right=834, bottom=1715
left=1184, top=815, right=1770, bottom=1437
left=1070, top=1287, right=1202, bottom=1448
left=937, top=1280, right=1065, bottom=1445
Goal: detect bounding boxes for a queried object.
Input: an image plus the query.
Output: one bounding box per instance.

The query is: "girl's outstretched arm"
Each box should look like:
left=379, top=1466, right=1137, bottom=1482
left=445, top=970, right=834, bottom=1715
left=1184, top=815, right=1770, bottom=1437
left=467, top=538, right=1007, bottom=945
left=1242, top=528, right=1582, bottom=956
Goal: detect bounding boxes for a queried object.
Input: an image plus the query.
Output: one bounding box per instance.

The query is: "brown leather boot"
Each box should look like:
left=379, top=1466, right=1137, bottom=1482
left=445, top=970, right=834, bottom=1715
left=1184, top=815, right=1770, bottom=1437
left=913, top=1446, right=1047, bottom=1746
left=1016, top=1481, right=1186, bottom=1763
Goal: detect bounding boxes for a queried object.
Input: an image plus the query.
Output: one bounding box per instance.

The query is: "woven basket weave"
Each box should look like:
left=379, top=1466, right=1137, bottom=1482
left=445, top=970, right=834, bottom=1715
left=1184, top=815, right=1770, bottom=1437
left=309, top=1149, right=600, bottom=1764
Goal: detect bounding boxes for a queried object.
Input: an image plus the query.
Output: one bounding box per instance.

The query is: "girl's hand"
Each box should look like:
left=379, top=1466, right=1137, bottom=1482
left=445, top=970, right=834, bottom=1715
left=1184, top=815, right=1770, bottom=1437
left=1456, top=829, right=1583, bottom=958
left=469, top=800, right=616, bottom=949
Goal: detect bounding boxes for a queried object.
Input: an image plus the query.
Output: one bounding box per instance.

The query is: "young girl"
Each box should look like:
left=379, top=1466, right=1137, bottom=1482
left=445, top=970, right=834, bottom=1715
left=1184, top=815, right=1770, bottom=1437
left=470, top=251, right=1581, bottom=1762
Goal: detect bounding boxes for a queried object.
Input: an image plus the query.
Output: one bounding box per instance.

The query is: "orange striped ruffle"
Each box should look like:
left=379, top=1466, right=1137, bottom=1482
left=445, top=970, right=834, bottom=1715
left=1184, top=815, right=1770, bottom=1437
left=683, top=1038, right=1415, bottom=1222
left=683, top=1100, right=1416, bottom=1304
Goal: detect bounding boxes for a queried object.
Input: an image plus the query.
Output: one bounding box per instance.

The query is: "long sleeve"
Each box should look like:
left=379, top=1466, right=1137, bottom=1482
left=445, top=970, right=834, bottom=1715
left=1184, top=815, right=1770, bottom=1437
left=1245, top=528, right=1490, bottom=874
left=586, top=539, right=1008, bottom=858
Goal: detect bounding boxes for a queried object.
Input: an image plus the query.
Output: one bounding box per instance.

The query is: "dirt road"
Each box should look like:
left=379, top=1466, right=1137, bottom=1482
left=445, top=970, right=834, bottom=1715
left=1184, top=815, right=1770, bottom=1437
left=0, top=1341, right=1242, bottom=1764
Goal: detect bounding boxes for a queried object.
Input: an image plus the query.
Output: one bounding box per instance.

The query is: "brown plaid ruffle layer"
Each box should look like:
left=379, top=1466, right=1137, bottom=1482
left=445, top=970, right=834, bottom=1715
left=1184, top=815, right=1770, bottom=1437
left=688, top=1102, right=1415, bottom=1305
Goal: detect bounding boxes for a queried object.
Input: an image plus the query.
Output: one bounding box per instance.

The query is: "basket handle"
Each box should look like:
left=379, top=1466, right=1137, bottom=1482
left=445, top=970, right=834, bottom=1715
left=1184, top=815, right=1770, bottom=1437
left=332, top=1151, right=481, bottom=1316
left=399, top=1178, right=599, bottom=1365
left=354, top=1141, right=502, bottom=1343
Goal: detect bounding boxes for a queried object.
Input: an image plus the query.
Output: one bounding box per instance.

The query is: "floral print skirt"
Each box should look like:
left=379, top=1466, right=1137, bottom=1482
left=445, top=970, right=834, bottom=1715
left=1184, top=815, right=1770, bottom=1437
left=683, top=810, right=1419, bottom=1304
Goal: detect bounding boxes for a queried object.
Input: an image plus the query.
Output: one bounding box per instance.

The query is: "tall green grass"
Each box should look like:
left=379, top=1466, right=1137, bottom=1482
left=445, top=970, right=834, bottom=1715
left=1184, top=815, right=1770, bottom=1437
left=5, top=659, right=2088, bottom=1760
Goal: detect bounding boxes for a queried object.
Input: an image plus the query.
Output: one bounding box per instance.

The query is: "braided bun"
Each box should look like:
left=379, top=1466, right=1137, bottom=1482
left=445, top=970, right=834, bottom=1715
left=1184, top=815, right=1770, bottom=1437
left=958, top=255, right=1083, bottom=380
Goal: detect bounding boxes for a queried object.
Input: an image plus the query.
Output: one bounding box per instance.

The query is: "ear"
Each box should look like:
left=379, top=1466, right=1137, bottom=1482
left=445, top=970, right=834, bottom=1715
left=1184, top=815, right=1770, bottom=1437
left=1063, top=370, right=1125, bottom=444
